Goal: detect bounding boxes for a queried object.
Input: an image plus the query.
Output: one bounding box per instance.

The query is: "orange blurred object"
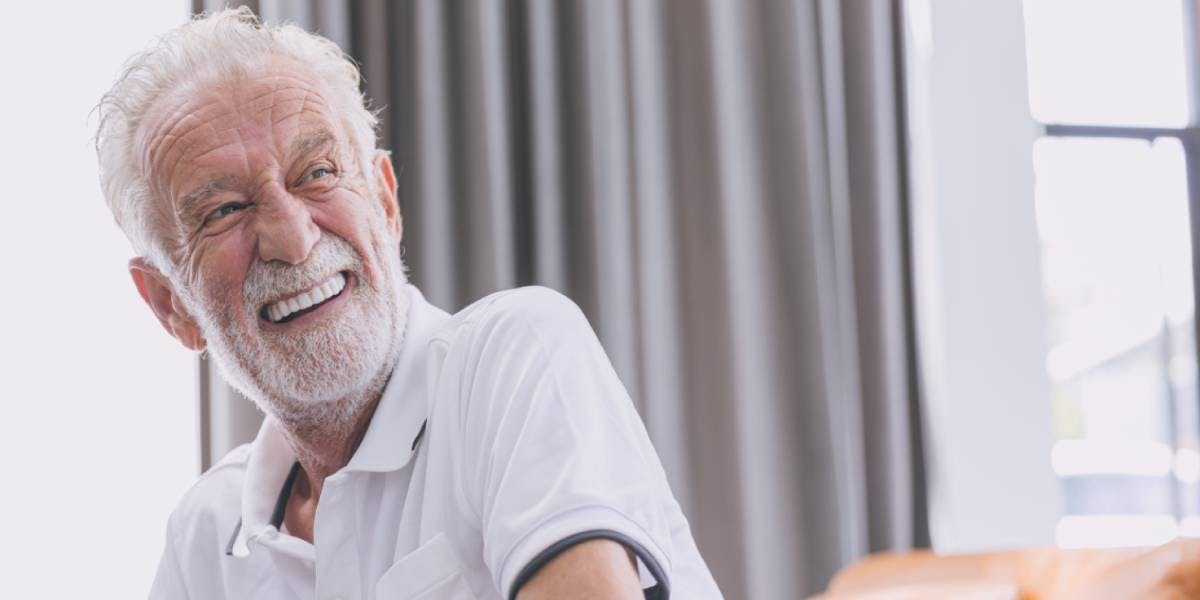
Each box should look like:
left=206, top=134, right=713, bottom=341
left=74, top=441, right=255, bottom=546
left=811, top=539, right=1200, bottom=599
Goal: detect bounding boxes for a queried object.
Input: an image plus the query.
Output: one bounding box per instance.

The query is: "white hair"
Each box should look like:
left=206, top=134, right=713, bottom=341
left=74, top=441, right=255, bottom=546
left=95, top=6, right=380, bottom=272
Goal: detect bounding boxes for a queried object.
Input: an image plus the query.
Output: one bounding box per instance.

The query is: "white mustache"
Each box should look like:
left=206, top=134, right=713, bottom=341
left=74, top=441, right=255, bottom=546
left=242, top=235, right=362, bottom=308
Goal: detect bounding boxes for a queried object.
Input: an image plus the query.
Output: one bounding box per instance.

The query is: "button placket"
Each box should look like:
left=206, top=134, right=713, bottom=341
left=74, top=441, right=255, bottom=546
left=314, top=477, right=362, bottom=600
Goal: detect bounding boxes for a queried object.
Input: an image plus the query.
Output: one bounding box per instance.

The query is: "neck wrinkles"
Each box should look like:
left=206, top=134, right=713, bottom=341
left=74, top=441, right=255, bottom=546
left=279, top=366, right=392, bottom=484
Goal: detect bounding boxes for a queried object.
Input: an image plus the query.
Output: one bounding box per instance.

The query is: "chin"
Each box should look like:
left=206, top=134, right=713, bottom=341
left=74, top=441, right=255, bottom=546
left=207, top=279, right=410, bottom=427
left=209, top=328, right=393, bottom=427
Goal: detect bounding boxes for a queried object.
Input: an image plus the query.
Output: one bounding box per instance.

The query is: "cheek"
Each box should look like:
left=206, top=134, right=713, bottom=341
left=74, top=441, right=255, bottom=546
left=190, top=226, right=258, bottom=313
left=311, top=196, right=394, bottom=281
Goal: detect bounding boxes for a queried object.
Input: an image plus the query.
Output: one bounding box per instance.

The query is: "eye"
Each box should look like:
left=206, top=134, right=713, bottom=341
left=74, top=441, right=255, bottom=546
left=301, top=165, right=335, bottom=184
left=205, top=202, right=247, bottom=224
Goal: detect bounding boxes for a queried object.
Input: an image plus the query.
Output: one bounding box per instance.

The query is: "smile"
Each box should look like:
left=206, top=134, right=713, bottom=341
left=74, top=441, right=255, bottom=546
left=261, top=272, right=348, bottom=324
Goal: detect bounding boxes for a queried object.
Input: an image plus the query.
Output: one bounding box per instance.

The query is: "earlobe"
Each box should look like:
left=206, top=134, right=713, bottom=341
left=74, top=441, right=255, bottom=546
left=169, top=314, right=207, bottom=351
left=168, top=293, right=207, bottom=351
left=128, top=257, right=206, bottom=352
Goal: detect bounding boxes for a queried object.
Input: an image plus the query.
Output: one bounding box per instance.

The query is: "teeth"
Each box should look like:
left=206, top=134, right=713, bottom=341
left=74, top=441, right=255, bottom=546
left=265, top=273, right=346, bottom=323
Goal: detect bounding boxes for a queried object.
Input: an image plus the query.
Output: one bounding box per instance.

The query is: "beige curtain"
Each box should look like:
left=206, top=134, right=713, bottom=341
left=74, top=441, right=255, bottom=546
left=194, top=0, right=928, bottom=596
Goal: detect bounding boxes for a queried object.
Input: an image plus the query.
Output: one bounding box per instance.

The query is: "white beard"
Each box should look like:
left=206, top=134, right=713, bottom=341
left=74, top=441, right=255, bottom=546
left=179, top=232, right=409, bottom=432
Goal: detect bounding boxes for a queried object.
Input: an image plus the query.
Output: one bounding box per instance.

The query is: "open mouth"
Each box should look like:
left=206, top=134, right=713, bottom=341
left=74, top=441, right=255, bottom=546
left=259, top=271, right=350, bottom=324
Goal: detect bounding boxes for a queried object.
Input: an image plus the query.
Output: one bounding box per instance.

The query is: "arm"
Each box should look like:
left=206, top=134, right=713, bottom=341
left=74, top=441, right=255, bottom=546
left=450, top=288, right=677, bottom=598
left=516, top=539, right=643, bottom=600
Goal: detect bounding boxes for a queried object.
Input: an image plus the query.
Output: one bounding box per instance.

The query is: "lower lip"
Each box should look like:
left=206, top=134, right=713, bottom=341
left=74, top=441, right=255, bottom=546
left=259, top=273, right=355, bottom=330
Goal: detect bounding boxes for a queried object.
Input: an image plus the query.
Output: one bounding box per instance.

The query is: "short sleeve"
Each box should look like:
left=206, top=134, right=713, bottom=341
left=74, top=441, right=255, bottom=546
left=450, top=287, right=676, bottom=598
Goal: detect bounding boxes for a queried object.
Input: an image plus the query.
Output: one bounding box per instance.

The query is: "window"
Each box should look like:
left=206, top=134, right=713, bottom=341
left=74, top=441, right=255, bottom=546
left=1022, top=0, right=1200, bottom=548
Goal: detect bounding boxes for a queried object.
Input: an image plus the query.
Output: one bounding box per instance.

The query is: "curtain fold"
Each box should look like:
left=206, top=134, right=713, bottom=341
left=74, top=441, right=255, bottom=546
left=194, top=0, right=927, bottom=596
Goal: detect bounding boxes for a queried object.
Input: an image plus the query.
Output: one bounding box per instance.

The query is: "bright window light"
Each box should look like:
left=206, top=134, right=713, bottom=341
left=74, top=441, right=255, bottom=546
left=1174, top=448, right=1200, bottom=485
left=1023, top=1, right=1200, bottom=549
left=1051, top=440, right=1172, bottom=478
left=1023, top=0, right=1190, bottom=126
left=0, top=2, right=192, bottom=597
left=1179, top=515, right=1200, bottom=537
left=1055, top=515, right=1178, bottom=549
left=1033, top=136, right=1193, bottom=445
left=1033, top=137, right=1191, bottom=356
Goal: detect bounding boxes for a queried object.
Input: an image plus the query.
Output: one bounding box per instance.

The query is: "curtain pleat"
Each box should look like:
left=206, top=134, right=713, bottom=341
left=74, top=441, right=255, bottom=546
left=704, top=1, right=806, bottom=595
left=524, top=0, right=568, bottom=292
left=624, top=0, right=693, bottom=510
left=407, top=0, right=457, bottom=307
left=841, top=0, right=919, bottom=553
left=196, top=0, right=928, bottom=596
left=571, top=2, right=641, bottom=400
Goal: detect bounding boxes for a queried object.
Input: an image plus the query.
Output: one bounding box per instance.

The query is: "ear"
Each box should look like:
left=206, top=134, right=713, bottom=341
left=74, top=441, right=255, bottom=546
left=372, top=151, right=402, bottom=241
left=128, top=257, right=207, bottom=352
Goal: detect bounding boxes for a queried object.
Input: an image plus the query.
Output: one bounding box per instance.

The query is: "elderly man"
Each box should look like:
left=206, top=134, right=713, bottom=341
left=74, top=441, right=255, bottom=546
left=96, top=8, right=719, bottom=600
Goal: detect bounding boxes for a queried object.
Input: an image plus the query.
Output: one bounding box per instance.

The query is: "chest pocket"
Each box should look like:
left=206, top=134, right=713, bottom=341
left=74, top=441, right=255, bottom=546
left=375, top=533, right=478, bottom=600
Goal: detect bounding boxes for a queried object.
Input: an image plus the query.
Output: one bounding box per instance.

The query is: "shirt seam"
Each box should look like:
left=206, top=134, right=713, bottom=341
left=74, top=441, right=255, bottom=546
left=451, top=291, right=557, bottom=522
left=477, top=319, right=555, bottom=522
left=482, top=304, right=657, bottom=528
left=474, top=300, right=574, bottom=517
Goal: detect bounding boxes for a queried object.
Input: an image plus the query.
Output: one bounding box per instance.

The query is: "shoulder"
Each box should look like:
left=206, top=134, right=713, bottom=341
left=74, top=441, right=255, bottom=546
left=436, top=286, right=594, bottom=353
left=163, top=443, right=249, bottom=541
left=425, top=286, right=613, bottom=428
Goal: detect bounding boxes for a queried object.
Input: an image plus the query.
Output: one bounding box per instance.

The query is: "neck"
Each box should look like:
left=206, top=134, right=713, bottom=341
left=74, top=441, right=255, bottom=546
left=270, top=363, right=393, bottom=500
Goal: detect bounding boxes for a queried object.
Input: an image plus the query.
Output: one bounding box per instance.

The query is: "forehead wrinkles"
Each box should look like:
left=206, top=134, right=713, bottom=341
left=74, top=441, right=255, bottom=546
left=149, top=75, right=337, bottom=195
left=247, top=74, right=333, bottom=126
left=142, top=99, right=224, bottom=189
left=164, top=81, right=330, bottom=164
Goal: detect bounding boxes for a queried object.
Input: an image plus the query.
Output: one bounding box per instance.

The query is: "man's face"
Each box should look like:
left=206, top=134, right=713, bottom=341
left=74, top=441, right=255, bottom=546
left=136, top=59, right=408, bottom=413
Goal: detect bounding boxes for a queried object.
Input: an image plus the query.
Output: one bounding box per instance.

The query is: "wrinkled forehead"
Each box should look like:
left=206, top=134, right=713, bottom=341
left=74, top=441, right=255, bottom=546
left=136, top=58, right=345, bottom=203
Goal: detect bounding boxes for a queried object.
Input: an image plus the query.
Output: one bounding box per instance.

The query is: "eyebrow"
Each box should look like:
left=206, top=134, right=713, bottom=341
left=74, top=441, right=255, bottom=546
left=179, top=176, right=237, bottom=219
left=289, top=130, right=335, bottom=161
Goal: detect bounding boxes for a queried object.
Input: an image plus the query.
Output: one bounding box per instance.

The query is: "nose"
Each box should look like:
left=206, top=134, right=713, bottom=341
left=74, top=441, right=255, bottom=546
left=254, top=185, right=320, bottom=264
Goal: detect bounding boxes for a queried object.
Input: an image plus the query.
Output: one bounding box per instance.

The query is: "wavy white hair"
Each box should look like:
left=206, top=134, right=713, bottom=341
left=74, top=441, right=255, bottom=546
left=94, top=7, right=379, bottom=272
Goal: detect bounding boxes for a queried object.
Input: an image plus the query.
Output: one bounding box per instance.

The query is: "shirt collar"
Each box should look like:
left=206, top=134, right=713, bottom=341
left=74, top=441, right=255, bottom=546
left=229, top=284, right=449, bottom=558
left=343, top=284, right=447, bottom=473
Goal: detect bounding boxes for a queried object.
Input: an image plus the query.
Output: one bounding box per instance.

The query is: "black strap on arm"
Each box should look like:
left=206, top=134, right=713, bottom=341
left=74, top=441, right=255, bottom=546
left=508, top=529, right=669, bottom=600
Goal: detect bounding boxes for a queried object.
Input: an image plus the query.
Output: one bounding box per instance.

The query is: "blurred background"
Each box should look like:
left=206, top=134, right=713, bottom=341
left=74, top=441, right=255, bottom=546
left=2, top=0, right=1198, bottom=597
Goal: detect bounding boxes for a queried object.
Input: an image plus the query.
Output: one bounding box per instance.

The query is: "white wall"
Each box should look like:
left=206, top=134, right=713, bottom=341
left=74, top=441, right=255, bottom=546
left=0, top=3, right=194, bottom=596
left=904, top=0, right=1064, bottom=552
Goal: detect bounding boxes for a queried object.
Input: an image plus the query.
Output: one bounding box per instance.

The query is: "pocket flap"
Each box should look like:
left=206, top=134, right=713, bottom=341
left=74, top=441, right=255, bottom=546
left=375, top=533, right=476, bottom=599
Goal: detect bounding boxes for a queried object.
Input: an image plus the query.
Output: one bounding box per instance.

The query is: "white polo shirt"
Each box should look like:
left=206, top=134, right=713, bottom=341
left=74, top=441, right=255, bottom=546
left=149, top=285, right=721, bottom=599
